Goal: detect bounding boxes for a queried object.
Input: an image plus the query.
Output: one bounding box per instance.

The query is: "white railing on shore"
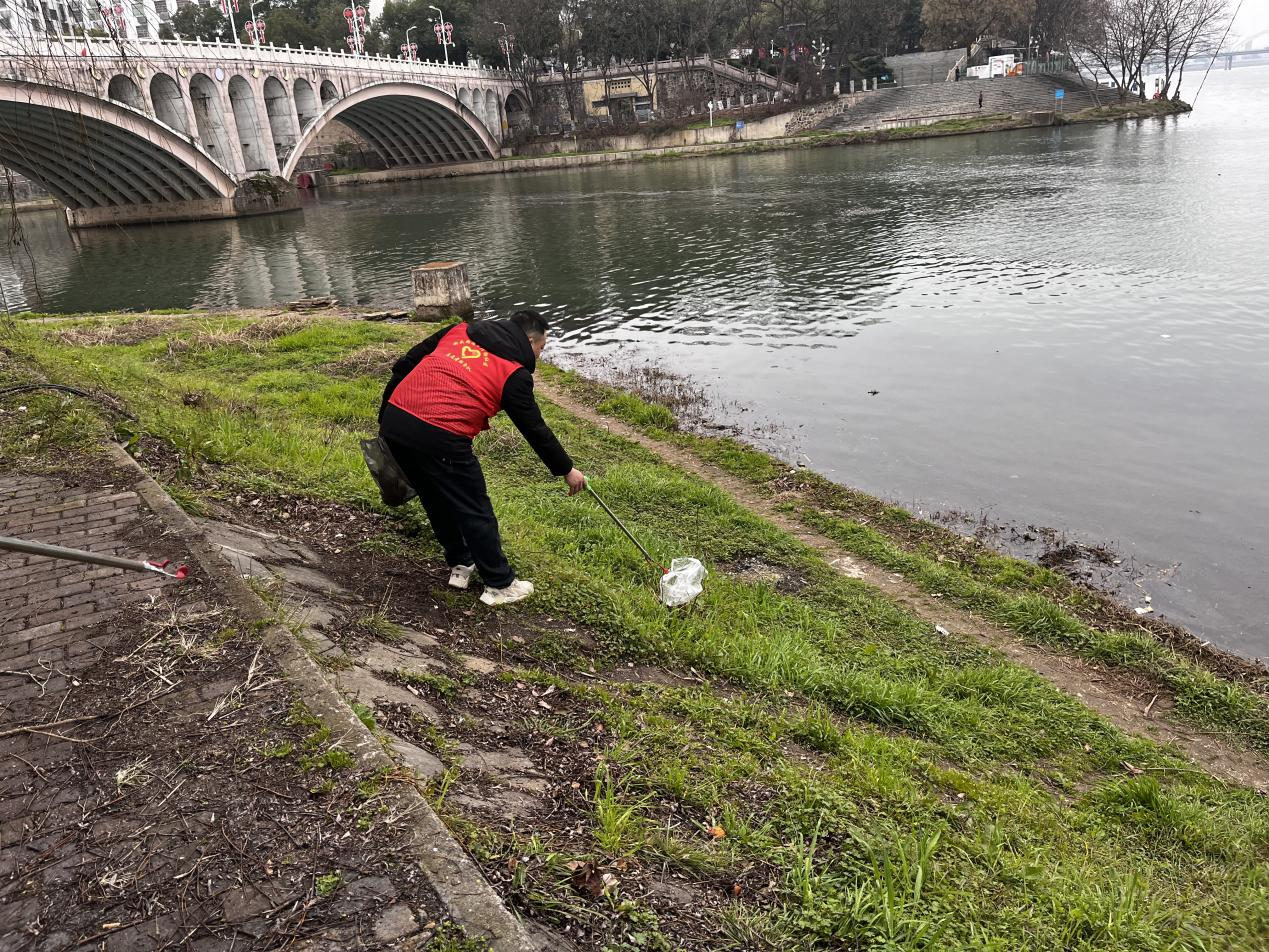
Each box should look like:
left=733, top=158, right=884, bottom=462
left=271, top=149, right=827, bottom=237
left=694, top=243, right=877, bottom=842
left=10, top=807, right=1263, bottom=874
left=0, top=35, right=513, bottom=82
left=552, top=55, right=792, bottom=92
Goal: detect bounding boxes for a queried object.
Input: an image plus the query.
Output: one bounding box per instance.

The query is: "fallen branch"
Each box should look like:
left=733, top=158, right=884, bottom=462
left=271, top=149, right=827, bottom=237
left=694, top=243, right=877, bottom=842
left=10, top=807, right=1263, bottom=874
left=0, top=689, right=174, bottom=739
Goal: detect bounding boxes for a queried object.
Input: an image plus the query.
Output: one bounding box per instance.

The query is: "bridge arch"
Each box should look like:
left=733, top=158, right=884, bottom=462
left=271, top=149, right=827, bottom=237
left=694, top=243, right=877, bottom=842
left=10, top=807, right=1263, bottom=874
left=0, top=80, right=238, bottom=211
left=294, top=78, right=318, bottom=131
left=319, top=79, right=338, bottom=104
left=505, top=89, right=528, bottom=131
left=263, top=75, right=300, bottom=166
left=281, top=80, right=500, bottom=179
left=108, top=74, right=145, bottom=112
left=189, top=72, right=234, bottom=172
left=150, top=73, right=188, bottom=135
left=228, top=74, right=270, bottom=173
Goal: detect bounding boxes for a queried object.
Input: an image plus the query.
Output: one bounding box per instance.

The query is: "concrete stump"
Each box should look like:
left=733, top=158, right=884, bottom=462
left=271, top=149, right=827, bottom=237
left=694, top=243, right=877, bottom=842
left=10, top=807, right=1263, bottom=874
left=411, top=261, right=474, bottom=321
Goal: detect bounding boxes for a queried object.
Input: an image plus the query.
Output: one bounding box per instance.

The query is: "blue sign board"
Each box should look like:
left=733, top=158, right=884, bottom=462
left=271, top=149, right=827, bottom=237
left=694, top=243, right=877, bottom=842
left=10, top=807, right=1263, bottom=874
left=1055, top=88, right=1065, bottom=100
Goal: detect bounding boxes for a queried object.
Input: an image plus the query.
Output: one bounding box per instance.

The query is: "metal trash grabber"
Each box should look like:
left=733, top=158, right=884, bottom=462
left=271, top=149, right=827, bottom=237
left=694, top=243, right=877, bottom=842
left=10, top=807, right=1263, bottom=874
left=583, top=482, right=708, bottom=607
left=0, top=535, right=189, bottom=580
left=585, top=483, right=665, bottom=573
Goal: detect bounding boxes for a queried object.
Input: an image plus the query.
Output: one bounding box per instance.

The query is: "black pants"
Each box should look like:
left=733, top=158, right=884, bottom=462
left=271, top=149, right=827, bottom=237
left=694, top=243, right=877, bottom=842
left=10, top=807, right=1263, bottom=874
left=385, top=438, right=515, bottom=589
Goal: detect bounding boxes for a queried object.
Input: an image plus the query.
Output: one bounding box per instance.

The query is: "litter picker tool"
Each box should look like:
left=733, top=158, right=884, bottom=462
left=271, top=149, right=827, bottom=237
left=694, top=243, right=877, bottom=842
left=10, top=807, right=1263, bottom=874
left=583, top=482, right=706, bottom=607
left=0, top=535, right=189, bottom=580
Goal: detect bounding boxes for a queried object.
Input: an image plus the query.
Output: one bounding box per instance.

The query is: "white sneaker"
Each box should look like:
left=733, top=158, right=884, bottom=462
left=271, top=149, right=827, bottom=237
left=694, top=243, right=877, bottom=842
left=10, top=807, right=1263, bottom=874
left=479, top=579, right=534, bottom=606
left=448, top=564, right=476, bottom=590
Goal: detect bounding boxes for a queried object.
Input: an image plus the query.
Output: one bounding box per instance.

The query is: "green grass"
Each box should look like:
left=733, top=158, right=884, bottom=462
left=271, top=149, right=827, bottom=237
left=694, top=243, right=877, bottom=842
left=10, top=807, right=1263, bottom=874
left=6, top=311, right=1269, bottom=950
left=397, top=668, right=464, bottom=701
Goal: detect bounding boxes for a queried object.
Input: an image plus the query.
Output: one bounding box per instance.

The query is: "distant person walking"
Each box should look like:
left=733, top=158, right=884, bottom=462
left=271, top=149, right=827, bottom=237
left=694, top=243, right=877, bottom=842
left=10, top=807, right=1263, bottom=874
left=978, top=90, right=983, bottom=110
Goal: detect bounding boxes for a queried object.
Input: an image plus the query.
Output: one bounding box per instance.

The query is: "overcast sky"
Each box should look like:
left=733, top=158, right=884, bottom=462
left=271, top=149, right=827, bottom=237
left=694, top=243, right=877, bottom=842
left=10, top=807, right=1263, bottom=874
left=1231, top=0, right=1269, bottom=43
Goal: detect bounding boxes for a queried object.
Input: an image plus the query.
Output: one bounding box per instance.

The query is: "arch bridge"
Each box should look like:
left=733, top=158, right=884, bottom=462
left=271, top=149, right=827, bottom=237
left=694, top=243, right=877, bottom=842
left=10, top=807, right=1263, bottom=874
left=0, top=36, right=529, bottom=227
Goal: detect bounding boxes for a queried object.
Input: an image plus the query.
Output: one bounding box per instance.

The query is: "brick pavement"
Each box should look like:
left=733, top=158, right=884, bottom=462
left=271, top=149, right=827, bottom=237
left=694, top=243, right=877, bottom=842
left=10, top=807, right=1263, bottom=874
left=0, top=471, right=445, bottom=950
left=0, top=475, right=172, bottom=719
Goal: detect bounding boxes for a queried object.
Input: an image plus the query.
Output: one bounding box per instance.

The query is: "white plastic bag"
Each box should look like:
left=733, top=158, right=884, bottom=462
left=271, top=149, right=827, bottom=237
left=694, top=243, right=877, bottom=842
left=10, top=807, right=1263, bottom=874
left=660, top=557, right=707, bottom=607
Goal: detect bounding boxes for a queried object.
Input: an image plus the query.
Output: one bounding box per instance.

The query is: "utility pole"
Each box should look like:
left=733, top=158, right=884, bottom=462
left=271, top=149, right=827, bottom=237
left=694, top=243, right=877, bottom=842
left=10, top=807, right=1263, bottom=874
left=404, top=23, right=418, bottom=61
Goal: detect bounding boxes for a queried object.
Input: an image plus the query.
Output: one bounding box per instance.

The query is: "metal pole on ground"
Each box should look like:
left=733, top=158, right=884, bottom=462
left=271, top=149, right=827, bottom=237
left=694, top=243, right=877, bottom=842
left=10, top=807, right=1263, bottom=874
left=0, top=535, right=189, bottom=579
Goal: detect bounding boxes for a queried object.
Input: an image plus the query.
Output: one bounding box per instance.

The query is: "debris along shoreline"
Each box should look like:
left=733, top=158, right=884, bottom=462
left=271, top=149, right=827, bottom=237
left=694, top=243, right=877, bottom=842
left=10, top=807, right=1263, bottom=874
left=5, top=306, right=1269, bottom=950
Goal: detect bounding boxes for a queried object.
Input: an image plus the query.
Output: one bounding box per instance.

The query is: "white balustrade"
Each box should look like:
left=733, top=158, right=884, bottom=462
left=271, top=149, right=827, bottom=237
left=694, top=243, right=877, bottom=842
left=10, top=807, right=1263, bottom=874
left=0, top=35, right=513, bottom=84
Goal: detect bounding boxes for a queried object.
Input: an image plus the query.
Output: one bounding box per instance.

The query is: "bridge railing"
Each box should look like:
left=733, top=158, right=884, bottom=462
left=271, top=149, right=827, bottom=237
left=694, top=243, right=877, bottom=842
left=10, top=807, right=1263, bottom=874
left=0, top=35, right=513, bottom=83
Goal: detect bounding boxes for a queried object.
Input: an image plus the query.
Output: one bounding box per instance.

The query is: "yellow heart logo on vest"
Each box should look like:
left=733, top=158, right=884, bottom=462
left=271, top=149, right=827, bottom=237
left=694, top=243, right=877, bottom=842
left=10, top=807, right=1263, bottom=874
left=459, top=344, right=484, bottom=361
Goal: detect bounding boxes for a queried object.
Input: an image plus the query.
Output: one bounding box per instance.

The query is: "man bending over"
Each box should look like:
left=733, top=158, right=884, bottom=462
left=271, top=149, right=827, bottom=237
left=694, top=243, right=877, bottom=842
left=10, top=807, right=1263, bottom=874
left=379, top=310, right=586, bottom=605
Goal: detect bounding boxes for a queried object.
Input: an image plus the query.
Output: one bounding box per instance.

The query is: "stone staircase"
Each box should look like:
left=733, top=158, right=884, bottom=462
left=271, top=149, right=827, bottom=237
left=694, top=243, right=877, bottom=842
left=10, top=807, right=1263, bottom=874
left=817, top=72, right=1113, bottom=133
left=884, top=48, right=967, bottom=86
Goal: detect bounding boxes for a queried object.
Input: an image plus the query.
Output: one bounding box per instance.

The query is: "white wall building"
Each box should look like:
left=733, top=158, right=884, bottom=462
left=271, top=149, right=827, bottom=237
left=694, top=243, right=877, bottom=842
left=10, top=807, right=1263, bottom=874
left=0, top=0, right=165, bottom=40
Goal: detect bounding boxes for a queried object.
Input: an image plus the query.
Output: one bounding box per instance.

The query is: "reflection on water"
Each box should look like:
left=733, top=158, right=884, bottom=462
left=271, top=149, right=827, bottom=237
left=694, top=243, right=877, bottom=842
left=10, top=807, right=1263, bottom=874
left=6, top=69, right=1268, bottom=659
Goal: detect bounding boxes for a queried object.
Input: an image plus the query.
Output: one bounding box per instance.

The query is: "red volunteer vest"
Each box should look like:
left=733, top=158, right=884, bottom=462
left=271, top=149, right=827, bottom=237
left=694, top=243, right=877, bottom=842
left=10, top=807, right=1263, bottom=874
left=388, top=323, right=521, bottom=438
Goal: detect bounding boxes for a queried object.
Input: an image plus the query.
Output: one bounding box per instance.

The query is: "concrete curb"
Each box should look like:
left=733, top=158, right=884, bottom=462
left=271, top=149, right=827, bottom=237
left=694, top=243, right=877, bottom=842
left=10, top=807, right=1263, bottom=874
left=105, top=441, right=537, bottom=952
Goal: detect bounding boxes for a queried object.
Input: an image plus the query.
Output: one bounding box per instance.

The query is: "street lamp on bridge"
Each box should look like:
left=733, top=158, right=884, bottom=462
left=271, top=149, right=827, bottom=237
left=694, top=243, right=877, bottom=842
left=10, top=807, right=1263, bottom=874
left=219, top=0, right=240, bottom=46
left=401, top=24, right=419, bottom=62
left=429, top=4, right=453, bottom=66
left=245, top=0, right=265, bottom=46
left=343, top=4, right=367, bottom=56
left=494, top=20, right=514, bottom=71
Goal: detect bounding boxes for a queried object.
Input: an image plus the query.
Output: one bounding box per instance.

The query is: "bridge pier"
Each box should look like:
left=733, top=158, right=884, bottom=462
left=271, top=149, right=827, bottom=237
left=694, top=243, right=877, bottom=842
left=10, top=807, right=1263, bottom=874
left=64, top=176, right=300, bottom=229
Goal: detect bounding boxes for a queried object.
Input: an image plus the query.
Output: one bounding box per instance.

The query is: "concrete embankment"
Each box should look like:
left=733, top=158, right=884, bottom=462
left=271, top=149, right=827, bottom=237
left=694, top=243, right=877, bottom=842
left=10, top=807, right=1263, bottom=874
left=309, top=76, right=1187, bottom=190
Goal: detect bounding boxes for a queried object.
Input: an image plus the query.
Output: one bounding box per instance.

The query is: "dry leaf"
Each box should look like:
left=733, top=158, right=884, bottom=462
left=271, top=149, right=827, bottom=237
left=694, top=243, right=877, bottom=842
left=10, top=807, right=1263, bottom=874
left=570, top=861, right=617, bottom=898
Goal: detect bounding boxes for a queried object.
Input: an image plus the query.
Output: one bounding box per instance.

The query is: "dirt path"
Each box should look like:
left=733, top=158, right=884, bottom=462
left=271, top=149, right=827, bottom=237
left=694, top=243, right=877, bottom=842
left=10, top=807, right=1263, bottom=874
left=539, top=382, right=1269, bottom=792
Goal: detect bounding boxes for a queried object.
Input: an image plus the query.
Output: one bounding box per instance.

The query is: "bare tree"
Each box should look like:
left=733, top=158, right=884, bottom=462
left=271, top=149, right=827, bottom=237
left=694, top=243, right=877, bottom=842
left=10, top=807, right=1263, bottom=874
left=823, top=0, right=900, bottom=91
left=474, top=0, right=563, bottom=128
left=921, top=0, right=1033, bottom=65
left=1157, top=0, right=1229, bottom=97
left=1075, top=0, right=1164, bottom=100
left=626, top=0, right=671, bottom=116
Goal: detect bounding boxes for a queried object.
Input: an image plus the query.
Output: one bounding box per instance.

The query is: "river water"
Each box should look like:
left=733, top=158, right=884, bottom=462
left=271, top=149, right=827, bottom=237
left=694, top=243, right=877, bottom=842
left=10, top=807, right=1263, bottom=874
left=5, top=68, right=1267, bottom=660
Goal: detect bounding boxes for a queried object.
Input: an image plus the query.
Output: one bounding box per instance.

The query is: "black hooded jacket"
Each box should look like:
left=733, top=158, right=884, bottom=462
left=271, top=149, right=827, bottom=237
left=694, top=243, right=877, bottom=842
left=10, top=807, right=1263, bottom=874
left=378, top=319, right=573, bottom=477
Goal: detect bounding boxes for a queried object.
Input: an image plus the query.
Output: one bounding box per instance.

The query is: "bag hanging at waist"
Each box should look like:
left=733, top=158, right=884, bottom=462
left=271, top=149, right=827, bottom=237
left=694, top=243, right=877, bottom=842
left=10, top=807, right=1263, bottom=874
left=360, top=436, right=417, bottom=507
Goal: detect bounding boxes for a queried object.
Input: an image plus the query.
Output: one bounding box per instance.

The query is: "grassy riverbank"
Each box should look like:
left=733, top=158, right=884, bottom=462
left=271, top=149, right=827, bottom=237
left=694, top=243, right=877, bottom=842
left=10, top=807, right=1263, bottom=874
left=4, top=308, right=1267, bottom=950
